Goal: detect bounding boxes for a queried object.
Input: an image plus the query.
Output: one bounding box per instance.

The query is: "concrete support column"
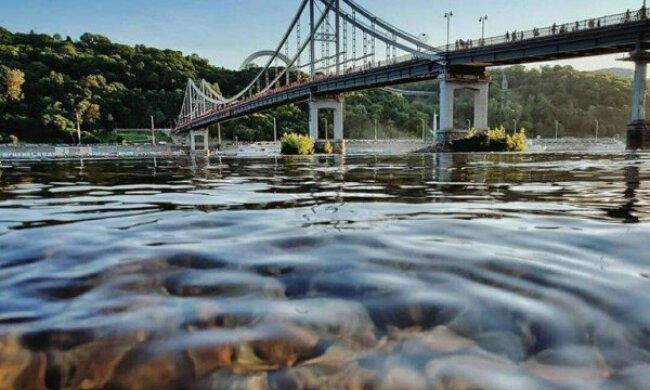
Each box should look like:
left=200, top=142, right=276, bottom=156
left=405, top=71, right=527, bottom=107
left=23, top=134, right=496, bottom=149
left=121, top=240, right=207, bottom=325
left=438, top=77, right=455, bottom=131
left=308, top=95, right=345, bottom=140
left=437, top=71, right=490, bottom=144
left=631, top=61, right=647, bottom=122
left=627, top=51, right=650, bottom=149
left=333, top=101, right=344, bottom=140
left=309, top=101, right=319, bottom=139
left=189, top=130, right=196, bottom=152
left=473, top=82, right=490, bottom=130
left=189, top=129, right=209, bottom=154
left=202, top=129, right=209, bottom=152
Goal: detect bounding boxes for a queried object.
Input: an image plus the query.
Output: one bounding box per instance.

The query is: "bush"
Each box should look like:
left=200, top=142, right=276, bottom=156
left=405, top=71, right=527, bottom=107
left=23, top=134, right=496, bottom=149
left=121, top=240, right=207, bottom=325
left=323, top=141, right=334, bottom=155
left=506, top=130, right=528, bottom=152
left=281, top=133, right=314, bottom=155
left=450, top=127, right=527, bottom=152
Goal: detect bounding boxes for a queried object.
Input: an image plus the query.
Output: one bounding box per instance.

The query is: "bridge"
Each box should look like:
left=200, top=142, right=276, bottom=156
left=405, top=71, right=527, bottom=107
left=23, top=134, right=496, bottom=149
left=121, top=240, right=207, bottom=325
left=175, top=0, right=650, bottom=150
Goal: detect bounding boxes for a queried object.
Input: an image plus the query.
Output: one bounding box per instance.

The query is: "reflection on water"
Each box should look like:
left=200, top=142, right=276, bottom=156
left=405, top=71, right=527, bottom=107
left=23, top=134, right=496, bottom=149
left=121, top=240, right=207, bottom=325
left=0, top=153, right=649, bottom=389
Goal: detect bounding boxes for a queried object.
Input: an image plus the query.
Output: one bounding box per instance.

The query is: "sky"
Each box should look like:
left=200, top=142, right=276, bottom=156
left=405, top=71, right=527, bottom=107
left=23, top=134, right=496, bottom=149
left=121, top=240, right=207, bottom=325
left=0, top=0, right=646, bottom=71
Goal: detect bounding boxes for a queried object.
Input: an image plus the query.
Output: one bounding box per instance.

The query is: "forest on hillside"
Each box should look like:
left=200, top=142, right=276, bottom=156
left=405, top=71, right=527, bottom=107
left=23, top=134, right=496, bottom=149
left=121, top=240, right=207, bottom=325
left=0, top=27, right=642, bottom=143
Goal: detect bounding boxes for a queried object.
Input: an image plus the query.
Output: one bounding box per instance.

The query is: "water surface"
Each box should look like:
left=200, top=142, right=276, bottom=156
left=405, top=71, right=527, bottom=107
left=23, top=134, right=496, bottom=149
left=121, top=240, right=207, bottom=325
left=0, top=153, right=649, bottom=389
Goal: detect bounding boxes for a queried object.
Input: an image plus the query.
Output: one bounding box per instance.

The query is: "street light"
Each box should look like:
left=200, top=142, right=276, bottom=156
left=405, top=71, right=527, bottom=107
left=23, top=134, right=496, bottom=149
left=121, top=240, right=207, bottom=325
left=595, top=119, right=599, bottom=140
left=374, top=118, right=378, bottom=142
left=273, top=117, right=277, bottom=143
left=444, top=11, right=454, bottom=51
left=421, top=118, right=427, bottom=141
left=467, top=119, right=472, bottom=130
left=479, top=15, right=488, bottom=41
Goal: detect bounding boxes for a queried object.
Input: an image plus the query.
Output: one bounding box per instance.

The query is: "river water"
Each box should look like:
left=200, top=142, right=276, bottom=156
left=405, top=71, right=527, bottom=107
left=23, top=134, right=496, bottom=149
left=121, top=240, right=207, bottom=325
left=0, top=153, right=649, bottom=389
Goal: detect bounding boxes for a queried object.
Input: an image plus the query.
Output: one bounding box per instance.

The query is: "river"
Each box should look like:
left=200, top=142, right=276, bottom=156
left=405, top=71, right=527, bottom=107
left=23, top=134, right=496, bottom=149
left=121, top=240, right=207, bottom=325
left=0, top=153, right=649, bottom=389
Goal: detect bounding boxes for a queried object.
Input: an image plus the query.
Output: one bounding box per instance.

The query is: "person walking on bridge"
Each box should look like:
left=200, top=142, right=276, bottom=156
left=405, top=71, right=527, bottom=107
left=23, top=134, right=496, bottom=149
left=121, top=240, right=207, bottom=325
left=552, top=23, right=557, bottom=35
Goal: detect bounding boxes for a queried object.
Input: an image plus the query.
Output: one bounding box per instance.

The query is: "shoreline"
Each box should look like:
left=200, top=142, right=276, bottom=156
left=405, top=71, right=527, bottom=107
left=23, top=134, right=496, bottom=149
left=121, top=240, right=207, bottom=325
left=0, top=138, right=628, bottom=160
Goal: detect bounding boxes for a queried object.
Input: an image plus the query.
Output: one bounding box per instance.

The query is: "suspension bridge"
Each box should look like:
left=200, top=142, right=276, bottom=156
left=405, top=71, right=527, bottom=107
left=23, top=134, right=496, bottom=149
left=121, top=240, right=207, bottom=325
left=175, top=0, right=650, bottom=151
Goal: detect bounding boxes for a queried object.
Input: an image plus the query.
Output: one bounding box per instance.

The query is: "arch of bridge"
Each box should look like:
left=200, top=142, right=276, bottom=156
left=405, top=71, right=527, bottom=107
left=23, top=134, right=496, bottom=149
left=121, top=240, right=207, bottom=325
left=239, top=51, right=294, bottom=71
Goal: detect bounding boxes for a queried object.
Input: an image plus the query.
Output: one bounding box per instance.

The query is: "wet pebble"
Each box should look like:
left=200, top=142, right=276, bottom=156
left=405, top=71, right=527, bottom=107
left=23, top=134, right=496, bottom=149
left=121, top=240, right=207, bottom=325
left=0, top=336, right=46, bottom=390
left=475, top=331, right=527, bottom=362
left=43, top=341, right=130, bottom=390
left=107, top=348, right=193, bottom=390
left=379, top=366, right=427, bottom=390
left=192, top=371, right=267, bottom=390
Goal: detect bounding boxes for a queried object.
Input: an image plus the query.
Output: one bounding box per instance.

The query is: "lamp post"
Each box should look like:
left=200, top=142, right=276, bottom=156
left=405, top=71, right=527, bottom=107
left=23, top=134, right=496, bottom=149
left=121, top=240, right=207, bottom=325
left=595, top=119, right=599, bottom=140
left=444, top=12, right=454, bottom=51
left=421, top=118, right=426, bottom=141
left=555, top=120, right=559, bottom=140
left=76, top=113, right=81, bottom=146
left=374, top=118, right=378, bottom=142
left=273, top=117, right=277, bottom=143
left=150, top=115, right=156, bottom=145
left=513, top=119, right=518, bottom=134
left=467, top=119, right=472, bottom=130
left=479, top=15, right=488, bottom=41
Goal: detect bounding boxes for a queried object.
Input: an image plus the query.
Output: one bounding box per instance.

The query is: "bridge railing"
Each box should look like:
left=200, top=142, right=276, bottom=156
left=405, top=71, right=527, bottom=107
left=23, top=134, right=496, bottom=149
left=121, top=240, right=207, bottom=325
left=438, top=8, right=649, bottom=52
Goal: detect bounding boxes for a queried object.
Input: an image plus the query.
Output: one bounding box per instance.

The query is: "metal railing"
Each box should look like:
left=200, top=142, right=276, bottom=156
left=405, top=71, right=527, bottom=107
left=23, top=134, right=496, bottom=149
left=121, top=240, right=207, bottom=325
left=438, top=8, right=649, bottom=52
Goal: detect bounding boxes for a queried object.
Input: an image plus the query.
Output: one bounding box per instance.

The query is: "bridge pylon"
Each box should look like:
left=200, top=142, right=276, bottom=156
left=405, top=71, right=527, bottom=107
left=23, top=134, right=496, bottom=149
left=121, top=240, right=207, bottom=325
left=437, top=67, right=490, bottom=145
left=309, top=94, right=345, bottom=141
left=627, top=50, right=650, bottom=149
left=189, top=129, right=210, bottom=155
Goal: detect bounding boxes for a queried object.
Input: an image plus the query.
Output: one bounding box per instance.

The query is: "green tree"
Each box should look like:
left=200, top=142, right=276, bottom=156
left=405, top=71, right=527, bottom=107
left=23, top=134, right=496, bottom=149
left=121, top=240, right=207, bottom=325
left=2, top=67, right=25, bottom=102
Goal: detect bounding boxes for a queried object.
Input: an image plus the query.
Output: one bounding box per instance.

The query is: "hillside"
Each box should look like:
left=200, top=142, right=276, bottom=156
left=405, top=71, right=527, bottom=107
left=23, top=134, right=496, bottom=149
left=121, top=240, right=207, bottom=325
left=593, top=67, right=634, bottom=79
left=0, top=26, right=644, bottom=142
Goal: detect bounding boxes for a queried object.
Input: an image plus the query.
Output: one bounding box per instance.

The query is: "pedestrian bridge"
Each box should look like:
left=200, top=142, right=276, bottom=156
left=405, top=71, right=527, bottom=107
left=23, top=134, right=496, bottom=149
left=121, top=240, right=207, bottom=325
left=175, top=0, right=650, bottom=150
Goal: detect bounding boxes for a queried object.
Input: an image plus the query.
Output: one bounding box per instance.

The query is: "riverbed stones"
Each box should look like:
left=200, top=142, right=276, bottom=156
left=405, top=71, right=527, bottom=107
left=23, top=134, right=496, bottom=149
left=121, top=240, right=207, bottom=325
left=163, top=270, right=286, bottom=299
left=425, top=354, right=537, bottom=389
left=523, top=346, right=611, bottom=388
left=0, top=336, right=46, bottom=390
left=107, top=348, right=193, bottom=390
left=192, top=371, right=267, bottom=390
left=244, top=323, right=322, bottom=371
left=605, top=364, right=650, bottom=390
left=475, top=331, right=527, bottom=362
left=43, top=341, right=130, bottom=390
left=188, top=343, right=234, bottom=377
left=379, top=366, right=427, bottom=390
left=265, top=299, right=377, bottom=351
left=395, top=326, right=477, bottom=354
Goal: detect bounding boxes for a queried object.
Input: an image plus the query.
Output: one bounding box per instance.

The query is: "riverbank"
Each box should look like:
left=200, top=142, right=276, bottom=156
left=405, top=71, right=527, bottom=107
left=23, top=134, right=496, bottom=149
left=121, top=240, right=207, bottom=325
left=528, top=137, right=625, bottom=152
left=0, top=138, right=627, bottom=160
left=0, top=144, right=184, bottom=159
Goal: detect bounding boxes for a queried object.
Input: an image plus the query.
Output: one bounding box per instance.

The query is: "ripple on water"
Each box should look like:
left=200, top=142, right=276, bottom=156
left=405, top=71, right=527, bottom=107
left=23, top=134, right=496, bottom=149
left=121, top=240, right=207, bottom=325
left=0, top=153, right=648, bottom=389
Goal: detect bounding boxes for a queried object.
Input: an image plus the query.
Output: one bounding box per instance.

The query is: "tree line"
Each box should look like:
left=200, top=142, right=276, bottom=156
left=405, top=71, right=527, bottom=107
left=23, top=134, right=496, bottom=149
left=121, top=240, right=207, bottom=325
left=0, top=26, right=641, bottom=143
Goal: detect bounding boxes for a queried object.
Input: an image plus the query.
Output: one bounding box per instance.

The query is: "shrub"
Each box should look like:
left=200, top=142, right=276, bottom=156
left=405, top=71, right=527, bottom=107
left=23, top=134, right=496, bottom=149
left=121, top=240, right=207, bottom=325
left=281, top=133, right=314, bottom=155
left=323, top=141, right=334, bottom=155
left=450, top=127, right=527, bottom=152
left=506, top=130, right=528, bottom=152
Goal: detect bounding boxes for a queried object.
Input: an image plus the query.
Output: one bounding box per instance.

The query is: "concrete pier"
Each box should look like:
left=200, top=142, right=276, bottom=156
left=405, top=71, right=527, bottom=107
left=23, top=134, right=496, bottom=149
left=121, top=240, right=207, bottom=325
left=189, top=129, right=210, bottom=154
left=309, top=95, right=344, bottom=141
left=437, top=71, right=490, bottom=145
left=627, top=51, right=650, bottom=149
